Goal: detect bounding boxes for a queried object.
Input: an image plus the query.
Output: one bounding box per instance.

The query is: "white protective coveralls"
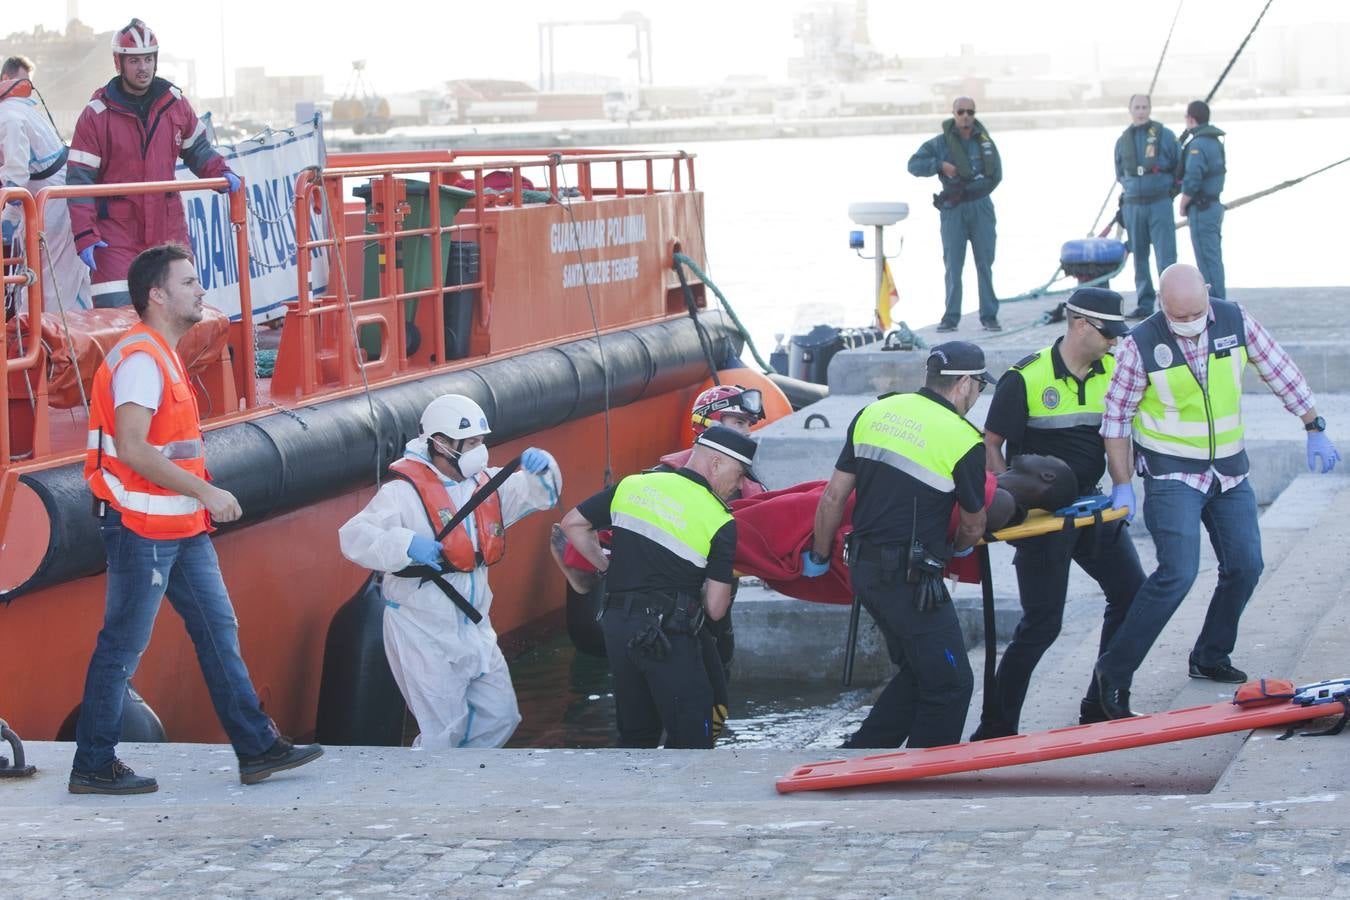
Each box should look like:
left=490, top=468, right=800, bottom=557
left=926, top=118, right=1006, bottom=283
left=0, top=93, right=91, bottom=313
left=339, top=437, right=562, bottom=749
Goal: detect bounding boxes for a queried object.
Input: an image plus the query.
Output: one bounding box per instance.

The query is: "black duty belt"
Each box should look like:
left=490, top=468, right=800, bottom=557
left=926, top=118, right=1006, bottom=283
left=1122, top=193, right=1168, bottom=204
left=851, top=540, right=903, bottom=565
left=604, top=591, right=693, bottom=616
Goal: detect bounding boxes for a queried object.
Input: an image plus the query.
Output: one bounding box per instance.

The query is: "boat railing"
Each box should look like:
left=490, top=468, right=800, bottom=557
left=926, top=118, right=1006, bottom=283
left=2, top=149, right=699, bottom=470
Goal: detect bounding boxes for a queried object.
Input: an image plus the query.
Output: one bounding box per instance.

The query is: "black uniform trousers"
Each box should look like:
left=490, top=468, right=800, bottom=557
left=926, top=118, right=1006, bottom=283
left=843, top=556, right=974, bottom=749
left=602, top=605, right=714, bottom=749
left=978, top=518, right=1144, bottom=737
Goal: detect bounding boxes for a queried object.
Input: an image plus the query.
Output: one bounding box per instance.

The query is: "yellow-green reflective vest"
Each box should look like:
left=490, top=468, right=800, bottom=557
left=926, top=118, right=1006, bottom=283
left=853, top=391, right=982, bottom=493
left=1131, top=299, right=1249, bottom=476
left=610, top=471, right=732, bottom=570
left=1019, top=346, right=1114, bottom=430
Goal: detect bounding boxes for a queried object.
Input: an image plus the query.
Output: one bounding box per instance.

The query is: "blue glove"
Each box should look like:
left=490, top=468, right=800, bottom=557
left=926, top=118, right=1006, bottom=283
left=521, top=447, right=550, bottom=474
left=407, top=533, right=443, bottom=571
left=1, top=220, right=13, bottom=244
left=801, top=550, right=830, bottom=578
left=4, top=180, right=19, bottom=206
left=79, top=240, right=108, bottom=271
left=1110, top=482, right=1136, bottom=523
left=1308, top=431, right=1340, bottom=474
left=222, top=171, right=241, bottom=193
left=951, top=545, right=974, bottom=558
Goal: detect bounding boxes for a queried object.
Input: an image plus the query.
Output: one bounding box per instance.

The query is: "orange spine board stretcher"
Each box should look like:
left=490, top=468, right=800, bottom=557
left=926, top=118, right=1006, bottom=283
left=777, top=688, right=1345, bottom=793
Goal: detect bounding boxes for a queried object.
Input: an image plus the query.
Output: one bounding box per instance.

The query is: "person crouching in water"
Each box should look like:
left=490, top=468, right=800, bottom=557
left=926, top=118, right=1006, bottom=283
left=339, top=394, right=561, bottom=749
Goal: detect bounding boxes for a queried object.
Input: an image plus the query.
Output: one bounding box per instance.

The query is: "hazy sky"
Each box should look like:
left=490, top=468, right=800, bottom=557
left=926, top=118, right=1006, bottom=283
left=14, top=0, right=1350, bottom=96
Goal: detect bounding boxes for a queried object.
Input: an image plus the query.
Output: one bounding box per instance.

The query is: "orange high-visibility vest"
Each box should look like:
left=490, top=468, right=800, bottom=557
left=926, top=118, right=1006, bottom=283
left=388, top=457, right=506, bottom=571
left=84, top=322, right=209, bottom=539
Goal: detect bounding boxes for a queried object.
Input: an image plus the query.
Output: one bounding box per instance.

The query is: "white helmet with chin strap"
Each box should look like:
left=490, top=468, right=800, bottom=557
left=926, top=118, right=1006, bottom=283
left=420, top=394, right=490, bottom=442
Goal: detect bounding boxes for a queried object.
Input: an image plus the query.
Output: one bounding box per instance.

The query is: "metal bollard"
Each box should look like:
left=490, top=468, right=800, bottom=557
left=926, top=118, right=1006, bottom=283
left=0, top=718, right=37, bottom=778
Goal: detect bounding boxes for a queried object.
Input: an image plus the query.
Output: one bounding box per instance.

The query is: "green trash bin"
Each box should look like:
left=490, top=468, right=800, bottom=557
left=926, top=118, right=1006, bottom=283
left=353, top=179, right=476, bottom=360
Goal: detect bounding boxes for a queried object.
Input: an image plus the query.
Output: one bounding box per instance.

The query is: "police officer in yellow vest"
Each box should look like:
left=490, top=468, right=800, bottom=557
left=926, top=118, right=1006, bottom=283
left=807, top=342, right=991, bottom=748
left=972, top=288, right=1146, bottom=739
left=561, top=425, right=754, bottom=748
left=1096, top=264, right=1340, bottom=718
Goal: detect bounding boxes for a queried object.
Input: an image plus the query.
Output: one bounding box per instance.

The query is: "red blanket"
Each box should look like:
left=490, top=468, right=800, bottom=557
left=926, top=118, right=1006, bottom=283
left=729, top=475, right=996, bottom=604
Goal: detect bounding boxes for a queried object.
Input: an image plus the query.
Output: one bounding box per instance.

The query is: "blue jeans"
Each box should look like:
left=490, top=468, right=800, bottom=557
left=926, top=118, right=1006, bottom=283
left=73, top=509, right=277, bottom=772
left=1124, top=197, right=1178, bottom=314
left=1096, top=477, right=1263, bottom=688
left=939, top=197, right=998, bottom=326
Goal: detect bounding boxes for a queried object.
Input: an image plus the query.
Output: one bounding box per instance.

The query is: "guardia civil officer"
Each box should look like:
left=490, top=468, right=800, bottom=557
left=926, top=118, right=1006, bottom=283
left=1115, top=94, right=1179, bottom=319
left=1177, top=100, right=1226, bottom=299
left=908, top=98, right=1003, bottom=333
left=806, top=342, right=991, bottom=748
left=971, top=288, right=1146, bottom=739
left=560, top=425, right=755, bottom=749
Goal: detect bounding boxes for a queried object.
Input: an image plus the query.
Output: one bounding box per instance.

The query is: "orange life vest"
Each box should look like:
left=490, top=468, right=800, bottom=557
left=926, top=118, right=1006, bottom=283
left=84, top=322, right=209, bottom=539
left=388, top=457, right=506, bottom=571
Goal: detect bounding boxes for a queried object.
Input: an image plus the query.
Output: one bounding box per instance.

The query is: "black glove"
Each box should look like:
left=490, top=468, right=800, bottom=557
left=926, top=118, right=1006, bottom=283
left=628, top=618, right=672, bottom=660
left=913, top=575, right=952, bottom=613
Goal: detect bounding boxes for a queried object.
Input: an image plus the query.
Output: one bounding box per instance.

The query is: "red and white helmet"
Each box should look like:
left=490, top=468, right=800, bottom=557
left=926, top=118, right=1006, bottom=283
left=112, top=19, right=159, bottom=58
left=691, top=384, right=764, bottom=436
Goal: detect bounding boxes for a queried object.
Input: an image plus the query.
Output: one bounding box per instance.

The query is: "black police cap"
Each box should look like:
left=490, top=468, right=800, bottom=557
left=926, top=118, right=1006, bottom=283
left=695, top=424, right=757, bottom=465
left=927, top=340, right=995, bottom=385
left=1065, top=287, right=1129, bottom=337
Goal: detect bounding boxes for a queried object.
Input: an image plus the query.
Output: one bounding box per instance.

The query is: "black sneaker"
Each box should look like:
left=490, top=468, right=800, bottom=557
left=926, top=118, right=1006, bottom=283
left=1125, top=306, right=1152, bottom=320
left=1188, top=657, right=1248, bottom=684
left=936, top=322, right=958, bottom=333
left=238, top=737, right=324, bottom=785
left=1079, top=698, right=1110, bottom=725
left=981, top=320, right=1003, bottom=332
left=69, top=759, right=158, bottom=795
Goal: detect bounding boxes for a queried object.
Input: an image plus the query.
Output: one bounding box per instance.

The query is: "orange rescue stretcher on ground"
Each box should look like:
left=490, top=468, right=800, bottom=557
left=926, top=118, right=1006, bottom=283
left=776, top=678, right=1350, bottom=793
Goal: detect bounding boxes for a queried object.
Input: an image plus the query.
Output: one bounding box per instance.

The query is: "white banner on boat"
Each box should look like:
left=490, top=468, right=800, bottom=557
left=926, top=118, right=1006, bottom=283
left=175, top=114, right=330, bottom=322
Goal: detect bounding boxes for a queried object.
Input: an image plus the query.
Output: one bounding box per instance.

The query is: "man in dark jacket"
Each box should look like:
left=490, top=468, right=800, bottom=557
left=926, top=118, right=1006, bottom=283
left=908, top=98, right=1002, bottom=333
left=1178, top=100, right=1227, bottom=299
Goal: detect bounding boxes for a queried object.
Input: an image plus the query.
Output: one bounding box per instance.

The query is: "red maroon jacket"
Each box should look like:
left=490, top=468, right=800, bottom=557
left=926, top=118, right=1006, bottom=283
left=67, top=77, right=229, bottom=257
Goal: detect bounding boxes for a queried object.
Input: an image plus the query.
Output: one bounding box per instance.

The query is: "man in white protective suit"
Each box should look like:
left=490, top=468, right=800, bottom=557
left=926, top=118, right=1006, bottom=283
left=1, top=56, right=92, bottom=313
left=339, top=394, right=561, bottom=749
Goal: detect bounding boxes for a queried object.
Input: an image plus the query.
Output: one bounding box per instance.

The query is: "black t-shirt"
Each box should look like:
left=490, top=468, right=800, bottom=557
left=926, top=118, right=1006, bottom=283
left=576, top=468, right=737, bottom=596
left=984, top=340, right=1109, bottom=494
left=835, top=388, right=986, bottom=551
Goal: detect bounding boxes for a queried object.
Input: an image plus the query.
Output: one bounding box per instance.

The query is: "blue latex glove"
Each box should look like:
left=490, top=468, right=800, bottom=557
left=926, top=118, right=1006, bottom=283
left=1308, top=431, right=1340, bottom=473
left=801, top=550, right=830, bottom=578
left=521, top=447, right=550, bottom=474
left=222, top=171, right=241, bottom=193
left=951, top=545, right=974, bottom=558
left=4, top=180, right=19, bottom=206
left=1, top=220, right=13, bottom=244
left=79, top=240, right=108, bottom=271
left=1110, top=482, right=1136, bottom=523
left=407, top=533, right=443, bottom=571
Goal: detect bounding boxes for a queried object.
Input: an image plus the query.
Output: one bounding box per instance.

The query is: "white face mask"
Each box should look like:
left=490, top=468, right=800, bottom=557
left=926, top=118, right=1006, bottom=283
left=453, top=443, right=489, bottom=479
left=1166, top=314, right=1208, bottom=338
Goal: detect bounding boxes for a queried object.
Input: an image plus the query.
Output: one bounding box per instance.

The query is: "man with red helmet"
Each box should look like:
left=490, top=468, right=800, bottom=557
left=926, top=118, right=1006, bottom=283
left=67, top=18, right=240, bottom=308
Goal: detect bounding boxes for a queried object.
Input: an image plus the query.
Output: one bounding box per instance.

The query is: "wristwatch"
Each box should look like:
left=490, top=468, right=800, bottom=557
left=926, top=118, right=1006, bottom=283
left=808, top=550, right=830, bottom=566
left=1305, top=416, right=1327, bottom=433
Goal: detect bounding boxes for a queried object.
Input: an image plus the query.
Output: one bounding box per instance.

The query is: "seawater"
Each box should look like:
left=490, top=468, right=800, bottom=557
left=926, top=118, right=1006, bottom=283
left=652, top=115, right=1350, bottom=353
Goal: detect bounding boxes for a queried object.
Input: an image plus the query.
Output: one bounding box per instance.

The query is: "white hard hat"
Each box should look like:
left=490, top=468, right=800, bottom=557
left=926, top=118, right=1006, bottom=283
left=421, top=394, right=490, bottom=441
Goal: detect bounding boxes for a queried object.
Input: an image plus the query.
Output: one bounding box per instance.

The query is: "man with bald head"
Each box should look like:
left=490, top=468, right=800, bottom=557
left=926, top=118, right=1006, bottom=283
left=908, top=96, right=1003, bottom=332
left=1094, top=264, right=1339, bottom=718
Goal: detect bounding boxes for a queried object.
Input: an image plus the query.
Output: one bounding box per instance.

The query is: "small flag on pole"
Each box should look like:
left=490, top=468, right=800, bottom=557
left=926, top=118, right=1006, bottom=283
left=876, top=260, right=899, bottom=330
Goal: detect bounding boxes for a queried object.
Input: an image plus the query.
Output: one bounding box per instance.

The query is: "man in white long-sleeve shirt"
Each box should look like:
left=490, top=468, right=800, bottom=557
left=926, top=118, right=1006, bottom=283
left=339, top=394, right=561, bottom=749
left=1, top=55, right=91, bottom=313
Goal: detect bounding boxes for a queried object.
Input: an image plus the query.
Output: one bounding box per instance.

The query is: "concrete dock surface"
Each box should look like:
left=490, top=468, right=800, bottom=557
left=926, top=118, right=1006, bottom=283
left=5, top=287, right=1350, bottom=897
